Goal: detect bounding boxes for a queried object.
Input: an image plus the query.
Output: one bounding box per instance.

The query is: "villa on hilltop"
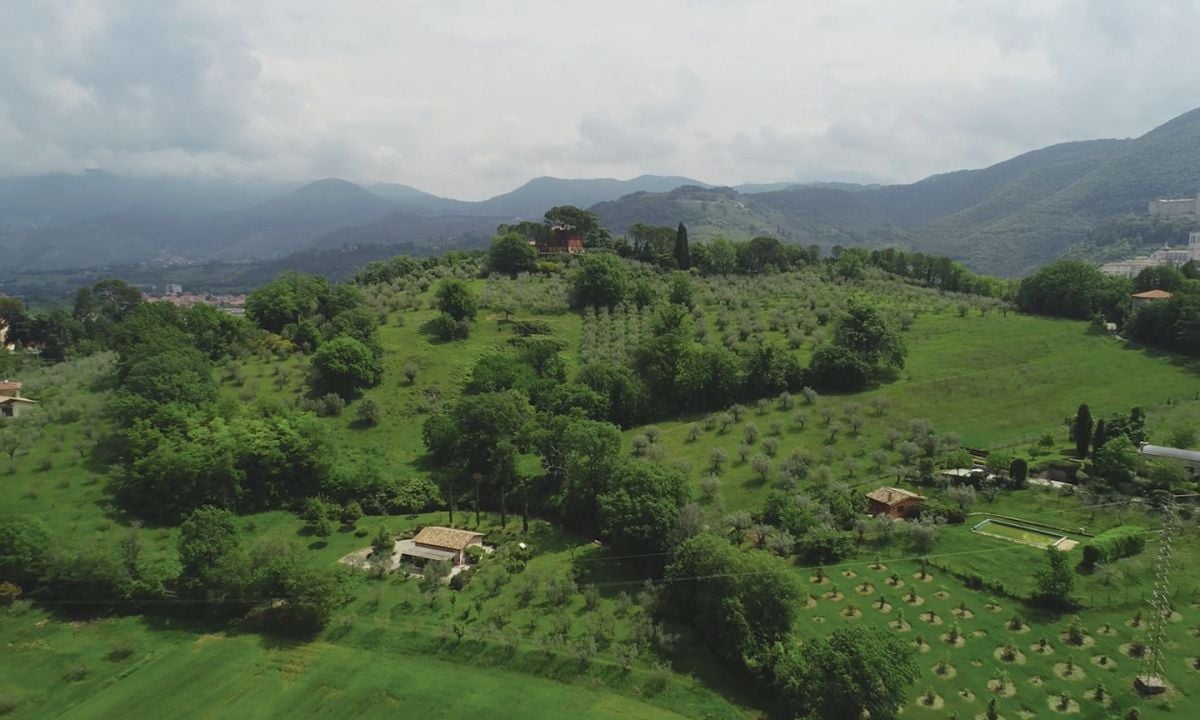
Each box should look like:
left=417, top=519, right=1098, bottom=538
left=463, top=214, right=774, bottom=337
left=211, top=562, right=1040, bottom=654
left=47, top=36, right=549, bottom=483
left=531, top=224, right=585, bottom=255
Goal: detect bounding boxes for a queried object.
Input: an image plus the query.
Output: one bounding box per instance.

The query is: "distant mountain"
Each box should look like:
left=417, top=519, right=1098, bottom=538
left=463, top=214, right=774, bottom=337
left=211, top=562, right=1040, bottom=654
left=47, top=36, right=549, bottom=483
left=592, top=185, right=906, bottom=248
left=6, top=107, right=1200, bottom=276
left=0, top=171, right=290, bottom=230
left=197, top=179, right=395, bottom=259
left=890, top=109, right=1200, bottom=274
left=309, top=211, right=500, bottom=252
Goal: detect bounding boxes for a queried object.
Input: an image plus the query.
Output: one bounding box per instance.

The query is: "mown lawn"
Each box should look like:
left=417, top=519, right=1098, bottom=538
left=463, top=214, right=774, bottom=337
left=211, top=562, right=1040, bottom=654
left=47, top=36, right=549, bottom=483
left=0, top=624, right=699, bottom=720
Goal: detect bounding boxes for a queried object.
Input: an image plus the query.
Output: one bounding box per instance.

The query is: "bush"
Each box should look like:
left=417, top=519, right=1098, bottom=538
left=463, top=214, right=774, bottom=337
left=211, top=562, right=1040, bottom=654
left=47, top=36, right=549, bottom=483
left=354, top=398, right=382, bottom=427
left=1082, top=526, right=1146, bottom=567
left=465, top=545, right=485, bottom=563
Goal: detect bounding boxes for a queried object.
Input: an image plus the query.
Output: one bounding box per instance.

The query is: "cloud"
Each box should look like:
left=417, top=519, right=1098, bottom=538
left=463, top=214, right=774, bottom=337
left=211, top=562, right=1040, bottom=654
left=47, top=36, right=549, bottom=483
left=1, top=0, right=1198, bottom=197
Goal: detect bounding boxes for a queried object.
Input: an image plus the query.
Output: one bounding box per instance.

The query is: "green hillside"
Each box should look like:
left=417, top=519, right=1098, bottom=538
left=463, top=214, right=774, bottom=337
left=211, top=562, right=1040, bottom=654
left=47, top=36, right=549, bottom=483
left=3, top=255, right=1199, bottom=719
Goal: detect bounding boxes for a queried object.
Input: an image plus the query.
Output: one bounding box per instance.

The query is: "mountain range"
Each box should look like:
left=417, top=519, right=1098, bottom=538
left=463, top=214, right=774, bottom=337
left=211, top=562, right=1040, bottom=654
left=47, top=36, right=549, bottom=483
left=3, top=107, right=1200, bottom=277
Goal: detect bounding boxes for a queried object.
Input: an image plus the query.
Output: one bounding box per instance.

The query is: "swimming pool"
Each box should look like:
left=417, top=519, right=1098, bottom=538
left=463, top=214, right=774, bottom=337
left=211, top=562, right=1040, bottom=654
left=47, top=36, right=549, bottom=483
left=971, top=518, right=1067, bottom=548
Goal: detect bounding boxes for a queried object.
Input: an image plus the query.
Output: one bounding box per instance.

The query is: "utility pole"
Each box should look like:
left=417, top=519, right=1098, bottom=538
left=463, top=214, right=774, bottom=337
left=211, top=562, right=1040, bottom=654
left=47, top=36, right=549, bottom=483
left=1133, top=495, right=1182, bottom=696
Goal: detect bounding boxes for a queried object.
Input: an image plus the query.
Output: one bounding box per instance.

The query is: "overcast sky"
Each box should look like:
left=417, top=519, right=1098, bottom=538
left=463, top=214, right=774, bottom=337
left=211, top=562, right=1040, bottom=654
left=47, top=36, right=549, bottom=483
left=1, top=0, right=1198, bottom=199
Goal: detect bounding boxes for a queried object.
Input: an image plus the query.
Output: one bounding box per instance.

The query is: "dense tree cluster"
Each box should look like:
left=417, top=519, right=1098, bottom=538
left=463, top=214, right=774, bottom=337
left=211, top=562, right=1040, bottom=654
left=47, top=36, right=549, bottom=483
left=245, top=272, right=383, bottom=395
left=662, top=533, right=917, bottom=718
left=1016, top=260, right=1132, bottom=323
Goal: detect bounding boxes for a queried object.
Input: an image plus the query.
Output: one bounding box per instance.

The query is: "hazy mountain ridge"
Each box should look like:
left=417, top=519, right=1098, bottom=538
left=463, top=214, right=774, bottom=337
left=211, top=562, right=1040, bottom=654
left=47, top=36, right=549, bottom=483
left=4, top=106, right=1200, bottom=275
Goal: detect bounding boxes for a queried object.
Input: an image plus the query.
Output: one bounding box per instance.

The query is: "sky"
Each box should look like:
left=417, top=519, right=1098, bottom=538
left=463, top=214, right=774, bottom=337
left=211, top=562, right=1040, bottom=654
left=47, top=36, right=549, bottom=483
left=1, top=0, right=1198, bottom=200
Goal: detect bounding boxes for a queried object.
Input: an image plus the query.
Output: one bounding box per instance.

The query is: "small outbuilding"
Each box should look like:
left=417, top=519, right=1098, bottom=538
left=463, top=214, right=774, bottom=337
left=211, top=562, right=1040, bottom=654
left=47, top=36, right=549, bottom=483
left=866, top=486, right=926, bottom=519
left=0, top=381, right=36, bottom=418
left=1138, top=443, right=1200, bottom=478
left=398, top=526, right=486, bottom=567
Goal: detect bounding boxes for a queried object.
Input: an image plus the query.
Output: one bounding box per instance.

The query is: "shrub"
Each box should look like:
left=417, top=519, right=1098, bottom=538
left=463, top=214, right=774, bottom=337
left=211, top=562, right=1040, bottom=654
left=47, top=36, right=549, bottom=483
left=1083, top=526, right=1146, bottom=567
left=355, top=398, right=382, bottom=427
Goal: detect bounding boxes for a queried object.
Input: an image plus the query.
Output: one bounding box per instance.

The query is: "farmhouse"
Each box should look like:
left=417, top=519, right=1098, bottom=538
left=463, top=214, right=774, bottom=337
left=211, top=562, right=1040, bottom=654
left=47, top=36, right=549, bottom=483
left=0, top=380, right=37, bottom=418
left=397, top=526, right=485, bottom=566
left=865, top=486, right=925, bottom=519
left=1138, top=443, right=1200, bottom=477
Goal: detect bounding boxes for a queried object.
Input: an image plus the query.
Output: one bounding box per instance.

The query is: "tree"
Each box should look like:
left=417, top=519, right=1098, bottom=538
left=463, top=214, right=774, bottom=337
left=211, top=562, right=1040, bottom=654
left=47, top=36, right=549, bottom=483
left=1071, top=404, right=1093, bottom=458
left=832, top=301, right=907, bottom=374
left=244, top=272, right=329, bottom=333
left=774, top=625, right=918, bottom=720
left=1009, top=457, right=1029, bottom=487
left=597, top=461, right=692, bottom=555
left=1032, top=546, right=1076, bottom=608
left=674, top=222, right=690, bottom=270
left=701, top=237, right=738, bottom=275
left=488, top=231, right=538, bottom=275
left=435, top=280, right=478, bottom=322
left=312, top=336, right=383, bottom=397
left=664, top=533, right=800, bottom=664
left=807, top=345, right=870, bottom=392
left=544, top=206, right=609, bottom=248
left=0, top=515, right=52, bottom=587
left=572, top=253, right=629, bottom=309
left=177, top=506, right=244, bottom=598
left=1091, top=418, right=1108, bottom=451
left=1089, top=435, right=1139, bottom=489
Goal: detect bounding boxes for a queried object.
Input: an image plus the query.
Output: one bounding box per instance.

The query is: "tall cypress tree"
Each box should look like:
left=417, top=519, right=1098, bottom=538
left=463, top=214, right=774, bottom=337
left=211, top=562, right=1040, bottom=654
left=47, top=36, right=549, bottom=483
left=1091, top=418, right=1108, bottom=451
left=674, top=222, right=690, bottom=270
left=1072, top=404, right=1093, bottom=458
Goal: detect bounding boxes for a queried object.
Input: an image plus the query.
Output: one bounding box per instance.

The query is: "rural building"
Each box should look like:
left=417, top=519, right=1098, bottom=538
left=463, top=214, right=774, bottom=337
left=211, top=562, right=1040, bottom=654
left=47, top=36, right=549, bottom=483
left=1131, top=289, right=1173, bottom=309
left=397, top=526, right=485, bottom=566
left=532, top=225, right=585, bottom=255
left=1138, top=444, right=1200, bottom=477
left=865, top=486, right=926, bottom=519
left=0, top=380, right=36, bottom=418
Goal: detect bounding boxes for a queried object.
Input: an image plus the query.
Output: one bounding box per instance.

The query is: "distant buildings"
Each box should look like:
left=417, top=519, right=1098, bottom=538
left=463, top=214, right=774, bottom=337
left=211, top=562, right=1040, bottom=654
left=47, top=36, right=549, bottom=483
left=143, top=291, right=247, bottom=316
left=164, top=283, right=184, bottom=296
left=1148, top=192, right=1200, bottom=219
left=1100, top=231, right=1200, bottom=277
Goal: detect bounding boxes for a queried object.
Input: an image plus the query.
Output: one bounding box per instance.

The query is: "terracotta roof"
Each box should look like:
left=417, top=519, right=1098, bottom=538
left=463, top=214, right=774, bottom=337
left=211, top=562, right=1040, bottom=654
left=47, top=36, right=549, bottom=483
left=1131, top=290, right=1172, bottom=299
left=412, top=526, right=485, bottom=552
left=866, top=487, right=926, bottom=506
left=0, top=381, right=21, bottom=391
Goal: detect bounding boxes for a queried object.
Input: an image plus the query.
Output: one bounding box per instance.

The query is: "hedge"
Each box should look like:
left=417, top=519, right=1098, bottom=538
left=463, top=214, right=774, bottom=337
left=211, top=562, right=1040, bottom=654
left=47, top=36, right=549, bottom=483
left=1082, top=525, right=1146, bottom=567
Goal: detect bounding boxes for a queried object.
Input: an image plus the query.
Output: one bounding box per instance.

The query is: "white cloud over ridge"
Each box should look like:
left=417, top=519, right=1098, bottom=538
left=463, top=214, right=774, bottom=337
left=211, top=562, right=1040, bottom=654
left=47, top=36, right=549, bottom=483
left=0, top=0, right=1197, bottom=198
